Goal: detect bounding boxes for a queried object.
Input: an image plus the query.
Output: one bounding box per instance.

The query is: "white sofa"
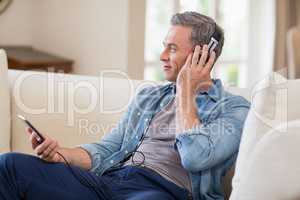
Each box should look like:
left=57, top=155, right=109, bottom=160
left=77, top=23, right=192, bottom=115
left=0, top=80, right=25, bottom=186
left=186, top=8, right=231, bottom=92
left=1, top=49, right=300, bottom=199
left=0, top=49, right=250, bottom=154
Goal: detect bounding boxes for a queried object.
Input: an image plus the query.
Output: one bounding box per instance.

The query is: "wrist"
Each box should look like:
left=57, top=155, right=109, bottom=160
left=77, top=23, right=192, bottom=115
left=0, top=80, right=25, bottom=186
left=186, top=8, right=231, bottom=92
left=176, top=85, right=195, bottom=97
left=57, top=148, right=72, bottom=164
left=176, top=92, right=197, bottom=113
left=176, top=80, right=213, bottom=96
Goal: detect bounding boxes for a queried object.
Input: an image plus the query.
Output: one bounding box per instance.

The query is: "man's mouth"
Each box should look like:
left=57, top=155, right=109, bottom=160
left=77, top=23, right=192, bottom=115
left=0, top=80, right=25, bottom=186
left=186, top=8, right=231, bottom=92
left=163, top=65, right=172, bottom=70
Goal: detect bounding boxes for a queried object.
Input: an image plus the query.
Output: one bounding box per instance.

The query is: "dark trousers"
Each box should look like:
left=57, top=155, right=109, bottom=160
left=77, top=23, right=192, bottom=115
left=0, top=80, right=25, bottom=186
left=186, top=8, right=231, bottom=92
left=0, top=153, right=190, bottom=200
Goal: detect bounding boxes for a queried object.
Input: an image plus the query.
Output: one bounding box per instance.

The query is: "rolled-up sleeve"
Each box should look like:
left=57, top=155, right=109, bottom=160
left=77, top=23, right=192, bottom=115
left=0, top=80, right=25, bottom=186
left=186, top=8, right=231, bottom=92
left=175, top=97, right=250, bottom=172
left=78, top=111, right=130, bottom=171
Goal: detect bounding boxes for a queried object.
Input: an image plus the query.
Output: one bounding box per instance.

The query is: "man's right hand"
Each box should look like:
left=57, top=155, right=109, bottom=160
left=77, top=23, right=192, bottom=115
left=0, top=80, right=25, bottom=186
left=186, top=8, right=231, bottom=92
left=27, top=128, right=64, bottom=163
left=27, top=128, right=92, bottom=170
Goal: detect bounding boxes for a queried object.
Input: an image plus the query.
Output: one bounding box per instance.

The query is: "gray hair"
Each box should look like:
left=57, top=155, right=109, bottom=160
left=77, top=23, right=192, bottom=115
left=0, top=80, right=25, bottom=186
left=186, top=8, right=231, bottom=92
left=171, top=11, right=224, bottom=59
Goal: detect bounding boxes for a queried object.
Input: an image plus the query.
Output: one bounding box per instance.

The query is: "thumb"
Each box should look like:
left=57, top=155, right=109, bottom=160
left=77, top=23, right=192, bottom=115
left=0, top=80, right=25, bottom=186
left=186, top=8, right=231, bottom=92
left=27, top=127, right=33, bottom=134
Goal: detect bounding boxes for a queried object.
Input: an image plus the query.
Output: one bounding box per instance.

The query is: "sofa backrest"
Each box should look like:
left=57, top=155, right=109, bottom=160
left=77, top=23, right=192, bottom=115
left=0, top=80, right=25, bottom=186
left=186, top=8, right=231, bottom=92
left=8, top=70, right=142, bottom=153
left=8, top=70, right=251, bottom=154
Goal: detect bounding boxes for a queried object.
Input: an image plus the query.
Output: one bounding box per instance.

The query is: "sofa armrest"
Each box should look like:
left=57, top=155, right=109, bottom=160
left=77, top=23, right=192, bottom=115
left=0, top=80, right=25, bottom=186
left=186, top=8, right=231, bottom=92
left=230, top=120, right=300, bottom=200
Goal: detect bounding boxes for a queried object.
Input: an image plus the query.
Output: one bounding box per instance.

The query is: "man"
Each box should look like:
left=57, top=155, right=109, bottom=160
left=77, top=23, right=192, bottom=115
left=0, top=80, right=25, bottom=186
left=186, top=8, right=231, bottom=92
left=0, top=12, right=250, bottom=200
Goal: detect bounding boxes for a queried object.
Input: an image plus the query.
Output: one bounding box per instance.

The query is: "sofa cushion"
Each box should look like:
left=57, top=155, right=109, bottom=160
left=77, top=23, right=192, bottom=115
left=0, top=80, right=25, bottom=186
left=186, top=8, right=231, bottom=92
left=230, top=72, right=300, bottom=199
left=0, top=49, right=11, bottom=152
left=231, top=120, right=300, bottom=200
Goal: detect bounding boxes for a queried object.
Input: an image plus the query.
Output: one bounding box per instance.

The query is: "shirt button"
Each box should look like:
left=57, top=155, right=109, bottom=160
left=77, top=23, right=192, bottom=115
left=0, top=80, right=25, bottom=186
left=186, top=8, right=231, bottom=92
left=144, top=118, right=148, bottom=122
left=135, top=135, right=139, bottom=139
left=110, top=160, right=114, bottom=164
left=137, top=112, right=141, bottom=116
left=125, top=150, right=128, bottom=154
left=160, top=103, right=164, bottom=107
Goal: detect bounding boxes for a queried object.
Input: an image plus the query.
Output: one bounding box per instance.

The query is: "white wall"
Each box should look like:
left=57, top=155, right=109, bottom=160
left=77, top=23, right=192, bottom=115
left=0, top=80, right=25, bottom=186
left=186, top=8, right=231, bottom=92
left=32, top=0, right=129, bottom=76
left=127, top=0, right=145, bottom=79
left=0, top=0, right=145, bottom=78
left=0, top=0, right=34, bottom=45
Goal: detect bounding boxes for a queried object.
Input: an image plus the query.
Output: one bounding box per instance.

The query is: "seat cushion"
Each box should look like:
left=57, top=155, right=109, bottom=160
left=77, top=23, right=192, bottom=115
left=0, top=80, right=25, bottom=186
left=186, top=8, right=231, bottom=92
left=0, top=49, right=11, bottom=152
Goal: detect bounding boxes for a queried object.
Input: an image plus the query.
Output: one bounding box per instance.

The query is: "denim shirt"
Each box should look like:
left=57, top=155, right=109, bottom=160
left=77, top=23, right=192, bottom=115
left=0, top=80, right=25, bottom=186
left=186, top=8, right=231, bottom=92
left=80, top=79, right=250, bottom=200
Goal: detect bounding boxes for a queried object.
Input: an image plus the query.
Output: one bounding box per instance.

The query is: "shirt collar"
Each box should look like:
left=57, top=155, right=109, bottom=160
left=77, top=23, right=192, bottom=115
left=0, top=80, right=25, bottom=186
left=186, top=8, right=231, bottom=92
left=200, top=79, right=223, bottom=102
left=164, top=82, right=176, bottom=95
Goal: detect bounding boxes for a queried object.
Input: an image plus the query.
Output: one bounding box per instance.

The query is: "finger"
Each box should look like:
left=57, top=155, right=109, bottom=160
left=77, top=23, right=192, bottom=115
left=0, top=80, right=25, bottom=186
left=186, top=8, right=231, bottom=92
left=42, top=141, right=57, bottom=158
left=29, top=132, right=39, bottom=149
left=191, top=45, right=201, bottom=66
left=203, top=51, right=216, bottom=73
left=27, top=127, right=33, bottom=134
left=35, top=139, right=51, bottom=156
left=198, top=45, right=209, bottom=67
left=47, top=146, right=59, bottom=160
left=185, top=53, right=192, bottom=66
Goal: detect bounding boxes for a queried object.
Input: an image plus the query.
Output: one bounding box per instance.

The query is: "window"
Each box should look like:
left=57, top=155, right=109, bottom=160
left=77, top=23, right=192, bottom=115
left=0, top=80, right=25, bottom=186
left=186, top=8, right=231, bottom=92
left=144, top=0, right=249, bottom=87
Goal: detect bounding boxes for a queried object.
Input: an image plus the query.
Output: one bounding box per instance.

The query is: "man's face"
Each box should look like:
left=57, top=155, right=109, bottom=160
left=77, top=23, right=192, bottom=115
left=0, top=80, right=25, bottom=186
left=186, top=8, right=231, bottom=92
left=160, top=25, right=194, bottom=82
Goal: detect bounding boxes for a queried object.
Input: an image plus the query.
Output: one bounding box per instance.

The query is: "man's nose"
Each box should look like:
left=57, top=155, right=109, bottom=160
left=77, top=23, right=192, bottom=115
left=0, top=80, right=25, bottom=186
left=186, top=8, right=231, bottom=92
left=160, top=48, right=169, bottom=61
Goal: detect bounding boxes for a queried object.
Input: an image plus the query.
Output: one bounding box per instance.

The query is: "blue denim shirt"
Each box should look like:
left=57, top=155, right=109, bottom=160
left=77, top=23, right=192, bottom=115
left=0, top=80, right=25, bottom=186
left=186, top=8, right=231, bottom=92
left=80, top=79, right=250, bottom=200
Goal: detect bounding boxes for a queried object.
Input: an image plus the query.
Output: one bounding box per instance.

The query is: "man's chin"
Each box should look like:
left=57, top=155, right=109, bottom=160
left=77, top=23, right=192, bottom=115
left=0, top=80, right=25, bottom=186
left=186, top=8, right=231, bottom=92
left=164, top=74, right=176, bottom=82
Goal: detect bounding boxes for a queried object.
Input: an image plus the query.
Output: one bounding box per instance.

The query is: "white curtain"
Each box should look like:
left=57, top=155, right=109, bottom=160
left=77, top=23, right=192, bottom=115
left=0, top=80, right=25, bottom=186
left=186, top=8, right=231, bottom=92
left=245, top=0, right=275, bottom=88
left=273, top=0, right=298, bottom=72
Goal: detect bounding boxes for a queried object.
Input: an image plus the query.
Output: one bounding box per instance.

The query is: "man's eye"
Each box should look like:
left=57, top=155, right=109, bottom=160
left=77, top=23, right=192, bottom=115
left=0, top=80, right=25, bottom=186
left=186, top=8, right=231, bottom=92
left=170, top=48, right=176, bottom=53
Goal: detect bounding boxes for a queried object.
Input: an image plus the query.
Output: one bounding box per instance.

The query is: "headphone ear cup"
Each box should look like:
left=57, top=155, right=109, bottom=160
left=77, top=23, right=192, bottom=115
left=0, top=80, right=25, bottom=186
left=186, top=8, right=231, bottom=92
left=208, top=39, right=214, bottom=53
left=208, top=38, right=218, bottom=54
